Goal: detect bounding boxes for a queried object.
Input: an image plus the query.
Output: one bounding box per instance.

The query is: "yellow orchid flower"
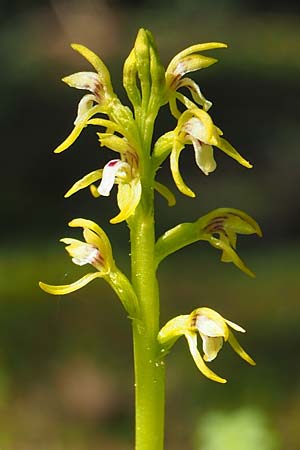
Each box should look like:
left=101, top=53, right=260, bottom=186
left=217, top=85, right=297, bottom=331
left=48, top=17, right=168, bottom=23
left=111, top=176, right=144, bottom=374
left=53, top=44, right=117, bottom=154
left=63, top=133, right=142, bottom=224
left=171, top=108, right=252, bottom=197
left=39, top=218, right=114, bottom=295
left=64, top=132, right=175, bottom=223
left=158, top=307, right=255, bottom=384
left=155, top=208, right=262, bottom=277
left=165, top=42, right=227, bottom=117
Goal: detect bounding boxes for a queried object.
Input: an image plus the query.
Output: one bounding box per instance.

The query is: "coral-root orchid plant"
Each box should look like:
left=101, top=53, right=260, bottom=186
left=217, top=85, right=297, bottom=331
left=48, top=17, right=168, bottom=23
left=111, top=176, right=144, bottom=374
left=40, top=29, right=261, bottom=450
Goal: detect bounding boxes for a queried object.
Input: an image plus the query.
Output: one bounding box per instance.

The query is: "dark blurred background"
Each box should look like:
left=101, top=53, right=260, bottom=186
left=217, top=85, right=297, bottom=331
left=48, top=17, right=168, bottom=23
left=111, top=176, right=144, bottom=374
left=1, top=0, right=300, bottom=449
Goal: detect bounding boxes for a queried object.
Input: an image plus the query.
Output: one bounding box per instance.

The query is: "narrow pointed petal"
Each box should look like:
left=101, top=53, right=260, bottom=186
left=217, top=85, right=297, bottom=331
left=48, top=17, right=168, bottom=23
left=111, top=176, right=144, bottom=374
left=227, top=330, right=256, bottom=366
left=201, top=335, right=224, bottom=362
left=54, top=105, right=103, bottom=153
left=178, top=78, right=212, bottom=111
left=209, top=236, right=255, bottom=277
left=170, top=141, right=196, bottom=198
left=70, top=44, right=113, bottom=93
left=217, top=137, right=252, bottom=168
left=225, top=319, right=246, bottom=333
left=185, top=333, right=227, bottom=383
left=169, top=95, right=182, bottom=119
left=154, top=181, right=176, bottom=206
left=74, top=94, right=97, bottom=125
left=65, top=170, right=103, bottom=198
left=111, top=179, right=142, bottom=224
left=39, top=272, right=103, bottom=295
left=54, top=122, right=86, bottom=154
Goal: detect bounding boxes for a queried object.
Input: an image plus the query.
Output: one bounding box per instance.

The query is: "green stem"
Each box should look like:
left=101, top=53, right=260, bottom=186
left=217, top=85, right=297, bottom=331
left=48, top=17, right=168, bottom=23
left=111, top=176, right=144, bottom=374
left=130, top=205, right=165, bottom=450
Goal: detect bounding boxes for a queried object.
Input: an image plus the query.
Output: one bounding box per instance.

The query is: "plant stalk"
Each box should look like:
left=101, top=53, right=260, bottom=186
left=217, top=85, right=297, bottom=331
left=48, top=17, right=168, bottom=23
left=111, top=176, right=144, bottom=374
left=130, top=206, right=165, bottom=450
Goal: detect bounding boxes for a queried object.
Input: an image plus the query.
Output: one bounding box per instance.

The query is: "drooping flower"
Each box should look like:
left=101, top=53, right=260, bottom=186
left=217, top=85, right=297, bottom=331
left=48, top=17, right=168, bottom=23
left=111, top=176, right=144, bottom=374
left=165, top=42, right=227, bottom=118
left=63, top=133, right=142, bottom=224
left=53, top=43, right=119, bottom=154
left=155, top=208, right=262, bottom=277
left=158, top=307, right=255, bottom=384
left=64, top=132, right=175, bottom=223
left=200, top=208, right=262, bottom=277
left=39, top=218, right=114, bottom=295
left=171, top=108, right=252, bottom=197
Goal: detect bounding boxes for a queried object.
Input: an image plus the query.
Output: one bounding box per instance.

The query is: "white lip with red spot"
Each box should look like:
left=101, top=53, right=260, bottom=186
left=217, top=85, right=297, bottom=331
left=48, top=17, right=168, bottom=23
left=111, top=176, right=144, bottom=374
left=98, top=159, right=131, bottom=196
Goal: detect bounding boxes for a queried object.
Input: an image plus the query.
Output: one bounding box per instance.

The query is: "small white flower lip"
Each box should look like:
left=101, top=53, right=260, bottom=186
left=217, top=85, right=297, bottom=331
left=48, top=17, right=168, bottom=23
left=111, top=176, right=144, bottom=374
left=98, top=159, right=130, bottom=196
left=71, top=243, right=103, bottom=267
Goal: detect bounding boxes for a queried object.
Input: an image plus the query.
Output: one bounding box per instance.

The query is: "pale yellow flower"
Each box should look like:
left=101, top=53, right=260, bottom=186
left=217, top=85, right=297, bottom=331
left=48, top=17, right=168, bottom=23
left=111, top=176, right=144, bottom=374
left=158, top=307, right=255, bottom=384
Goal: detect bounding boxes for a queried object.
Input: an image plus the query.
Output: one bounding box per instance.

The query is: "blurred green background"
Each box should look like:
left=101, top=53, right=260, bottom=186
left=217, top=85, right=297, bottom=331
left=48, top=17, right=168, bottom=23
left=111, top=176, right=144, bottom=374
left=1, top=0, right=300, bottom=448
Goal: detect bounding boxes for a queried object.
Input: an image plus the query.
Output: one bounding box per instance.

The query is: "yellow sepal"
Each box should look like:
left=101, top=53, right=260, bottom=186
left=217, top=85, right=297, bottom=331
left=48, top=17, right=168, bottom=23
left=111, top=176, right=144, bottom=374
left=39, top=272, right=103, bottom=295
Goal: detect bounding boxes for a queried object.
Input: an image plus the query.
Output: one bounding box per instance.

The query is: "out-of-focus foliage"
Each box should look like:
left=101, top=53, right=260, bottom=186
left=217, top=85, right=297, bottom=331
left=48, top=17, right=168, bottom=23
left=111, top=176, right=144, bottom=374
left=195, top=407, right=280, bottom=450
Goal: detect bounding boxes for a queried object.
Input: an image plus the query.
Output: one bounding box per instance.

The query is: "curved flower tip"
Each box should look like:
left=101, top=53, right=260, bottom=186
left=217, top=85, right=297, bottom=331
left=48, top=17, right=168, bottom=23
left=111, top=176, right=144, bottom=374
left=40, top=219, right=114, bottom=297
left=39, top=272, right=103, bottom=296
left=166, top=42, right=227, bottom=116
left=158, top=307, right=255, bottom=383
left=200, top=208, right=261, bottom=276
left=171, top=109, right=252, bottom=196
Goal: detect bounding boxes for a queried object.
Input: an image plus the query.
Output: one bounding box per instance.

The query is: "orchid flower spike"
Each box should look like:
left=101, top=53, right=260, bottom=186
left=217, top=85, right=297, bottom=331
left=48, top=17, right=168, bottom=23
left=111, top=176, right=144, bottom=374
left=39, top=219, right=114, bottom=295
left=165, top=42, right=227, bottom=117
left=158, top=307, right=255, bottom=384
left=171, top=108, right=252, bottom=197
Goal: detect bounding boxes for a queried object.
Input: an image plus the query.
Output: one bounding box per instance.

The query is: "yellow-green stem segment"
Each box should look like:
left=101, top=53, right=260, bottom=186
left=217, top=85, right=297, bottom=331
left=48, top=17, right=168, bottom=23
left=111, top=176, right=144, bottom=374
left=129, top=182, right=165, bottom=450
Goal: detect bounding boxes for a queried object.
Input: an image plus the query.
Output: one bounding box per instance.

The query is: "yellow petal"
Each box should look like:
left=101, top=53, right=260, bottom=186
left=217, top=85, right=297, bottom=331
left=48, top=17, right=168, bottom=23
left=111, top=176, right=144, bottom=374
left=177, top=78, right=212, bottom=111
left=217, top=137, right=252, bottom=169
left=170, top=140, right=196, bottom=198
left=227, top=330, right=256, bottom=366
left=68, top=218, right=113, bottom=261
left=111, top=179, right=142, bottom=224
left=185, top=333, right=227, bottom=383
left=209, top=236, right=255, bottom=277
left=167, top=42, right=227, bottom=74
left=158, top=315, right=190, bottom=344
left=98, top=133, right=132, bottom=154
left=90, top=184, right=101, bottom=198
left=70, top=44, right=113, bottom=95
left=154, top=181, right=176, bottom=206
left=54, top=105, right=103, bottom=153
left=65, top=170, right=103, bottom=198
left=224, top=318, right=246, bottom=333
left=39, top=272, right=103, bottom=295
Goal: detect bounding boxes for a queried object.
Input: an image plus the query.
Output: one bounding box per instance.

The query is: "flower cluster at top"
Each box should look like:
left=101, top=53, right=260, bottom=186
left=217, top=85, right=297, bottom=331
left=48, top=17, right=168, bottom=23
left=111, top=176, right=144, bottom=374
left=54, top=30, right=251, bottom=221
